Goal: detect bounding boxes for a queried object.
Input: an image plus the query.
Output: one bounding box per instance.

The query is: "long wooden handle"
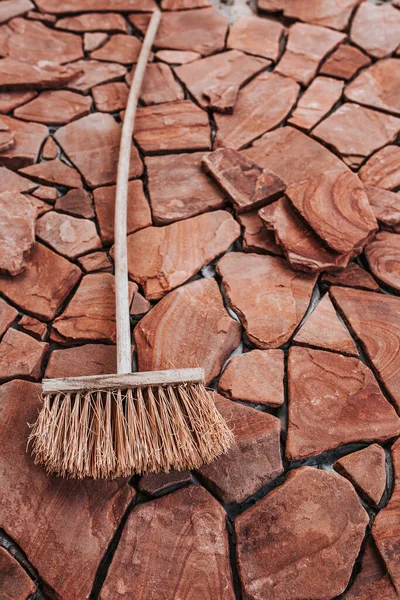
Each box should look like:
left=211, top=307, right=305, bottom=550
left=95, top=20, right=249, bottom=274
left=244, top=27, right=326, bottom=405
left=114, top=9, right=161, bottom=374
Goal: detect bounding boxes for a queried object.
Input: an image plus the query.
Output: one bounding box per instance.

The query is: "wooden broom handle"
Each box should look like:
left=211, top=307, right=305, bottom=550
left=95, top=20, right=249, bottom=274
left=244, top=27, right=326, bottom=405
left=114, top=9, right=161, bottom=374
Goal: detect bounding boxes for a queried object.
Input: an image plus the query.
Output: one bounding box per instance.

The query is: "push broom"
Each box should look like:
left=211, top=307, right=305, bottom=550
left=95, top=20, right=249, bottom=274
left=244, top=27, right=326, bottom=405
left=29, top=9, right=233, bottom=479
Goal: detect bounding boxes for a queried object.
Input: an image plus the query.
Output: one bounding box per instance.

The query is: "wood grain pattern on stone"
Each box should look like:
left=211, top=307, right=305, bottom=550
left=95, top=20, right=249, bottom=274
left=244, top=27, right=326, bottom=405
left=0, top=242, right=81, bottom=321
left=129, top=8, right=228, bottom=57
left=0, top=58, right=80, bottom=91
left=359, top=145, right=400, bottom=191
left=288, top=76, right=344, bottom=131
left=0, top=327, right=48, bottom=381
left=0, top=191, right=36, bottom=276
left=126, top=211, right=240, bottom=300
left=45, top=343, right=117, bottom=378
left=321, top=262, right=380, bottom=292
left=286, top=346, right=400, bottom=461
left=127, top=63, right=184, bottom=106
left=20, top=158, right=83, bottom=188
left=132, top=100, right=210, bottom=154
left=282, top=0, right=362, bottom=31
left=0, top=547, right=35, bottom=600
left=275, top=22, right=345, bottom=86
left=227, top=16, right=284, bottom=62
left=237, top=210, right=283, bottom=256
left=36, top=211, right=102, bottom=260
left=84, top=32, right=108, bottom=52
left=91, top=34, right=141, bottom=64
left=41, top=136, right=58, bottom=160
left=134, top=278, right=241, bottom=384
left=365, top=232, right=400, bottom=293
left=218, top=349, right=284, bottom=407
left=320, top=43, right=371, bottom=80
left=146, top=152, right=225, bottom=225
left=156, top=50, right=200, bottom=65
left=66, top=59, right=127, bottom=94
left=139, top=471, right=192, bottom=495
left=331, top=286, right=400, bottom=410
left=214, top=72, right=299, bottom=150
left=197, top=394, right=283, bottom=504
left=92, top=81, right=129, bottom=112
left=55, top=113, right=142, bottom=187
left=56, top=12, right=128, bottom=32
left=175, top=50, right=270, bottom=111
left=0, top=379, right=135, bottom=600
left=35, top=0, right=156, bottom=12
left=236, top=466, right=368, bottom=600
left=19, top=314, right=47, bottom=340
left=0, top=0, right=34, bottom=24
left=94, top=179, right=151, bottom=245
left=55, top=188, right=94, bottom=219
left=345, top=59, right=400, bottom=117
left=365, top=186, right=400, bottom=232
left=294, top=294, right=358, bottom=356
left=217, top=252, right=317, bottom=349
left=258, top=197, right=352, bottom=273
left=334, top=444, right=386, bottom=506
left=350, top=2, right=400, bottom=59
left=14, top=89, right=92, bottom=125
left=203, top=148, right=285, bottom=214
left=78, top=251, right=112, bottom=274
left=0, top=89, right=36, bottom=113
left=0, top=115, right=47, bottom=169
left=100, top=485, right=235, bottom=600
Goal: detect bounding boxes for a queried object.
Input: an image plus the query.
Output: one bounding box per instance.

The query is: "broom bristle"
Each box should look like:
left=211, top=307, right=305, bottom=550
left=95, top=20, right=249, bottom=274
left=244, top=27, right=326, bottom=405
left=28, top=383, right=233, bottom=479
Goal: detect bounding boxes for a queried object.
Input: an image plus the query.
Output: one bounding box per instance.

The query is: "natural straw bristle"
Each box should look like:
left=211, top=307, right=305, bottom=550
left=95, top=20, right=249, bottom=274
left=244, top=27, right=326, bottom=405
left=28, top=383, right=234, bottom=479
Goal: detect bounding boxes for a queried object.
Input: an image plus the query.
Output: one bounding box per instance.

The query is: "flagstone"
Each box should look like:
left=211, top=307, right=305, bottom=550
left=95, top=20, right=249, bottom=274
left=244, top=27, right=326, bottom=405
left=320, top=44, right=371, bottom=80
left=321, top=263, right=379, bottom=292
left=358, top=145, right=400, bottom=190
left=36, top=211, right=102, bottom=259
left=78, top=251, right=112, bottom=274
left=56, top=12, right=128, bottom=32
left=156, top=50, right=200, bottom=65
left=237, top=210, right=283, bottom=255
left=365, top=232, right=400, bottom=293
left=0, top=191, right=37, bottom=276
left=0, top=547, right=35, bottom=600
left=288, top=76, right=344, bottom=131
left=0, top=58, right=80, bottom=91
left=35, top=0, right=156, bottom=12
left=20, top=159, right=83, bottom=188
left=127, top=63, right=184, bottom=105
left=0, top=115, right=47, bottom=169
left=92, top=81, right=129, bottom=112
left=66, top=59, right=127, bottom=94
left=91, top=34, right=141, bottom=64
left=41, top=136, right=58, bottom=160
left=0, top=297, right=17, bottom=338
left=227, top=16, right=284, bottom=62
left=334, top=444, right=386, bottom=506
left=14, top=90, right=92, bottom=124
left=55, top=188, right=95, bottom=219
left=282, top=0, right=362, bottom=31
left=365, top=185, right=400, bottom=232
left=350, top=2, right=400, bottom=58
left=0, top=165, right=37, bottom=193
left=84, top=32, right=108, bottom=52
left=0, top=327, right=48, bottom=381
left=0, top=89, right=36, bottom=113
left=18, top=314, right=47, bottom=340
left=45, top=343, right=117, bottom=378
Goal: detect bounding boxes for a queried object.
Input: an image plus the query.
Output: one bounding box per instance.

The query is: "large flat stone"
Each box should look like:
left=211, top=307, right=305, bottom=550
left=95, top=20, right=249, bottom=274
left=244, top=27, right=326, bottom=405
left=0, top=165, right=36, bottom=193
left=19, top=158, right=83, bottom=188
left=227, top=16, right=284, bottom=61
left=0, top=327, right=48, bottom=381
left=92, top=81, right=129, bottom=112
left=321, top=262, right=380, bottom=292
left=45, top=343, right=117, bottom=378
left=14, top=89, right=92, bottom=124
left=350, top=2, right=400, bottom=58
left=345, top=59, right=400, bottom=117
left=66, top=59, right=127, bottom=94
left=0, top=547, right=35, bottom=600
left=365, top=232, right=400, bottom=293
left=334, top=444, right=386, bottom=506
left=0, top=89, right=36, bottom=113
left=0, top=191, right=36, bottom=276
left=288, top=76, right=344, bottom=131
left=359, top=145, right=400, bottom=190
left=91, top=33, right=141, bottom=64
left=0, top=58, right=79, bottom=91
left=0, top=115, right=47, bottom=169
left=36, top=211, right=102, bottom=259
left=282, top=0, right=362, bottom=31
left=0, top=0, right=33, bottom=24
left=55, top=188, right=95, bottom=219
left=138, top=471, right=192, bottom=495
left=0, top=297, right=17, bottom=337
left=55, top=11, right=128, bottom=32
left=320, top=43, right=371, bottom=80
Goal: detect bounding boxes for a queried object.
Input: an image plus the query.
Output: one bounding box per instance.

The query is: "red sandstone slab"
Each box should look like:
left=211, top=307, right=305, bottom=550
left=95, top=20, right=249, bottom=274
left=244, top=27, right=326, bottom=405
left=20, top=158, right=83, bottom=188
left=0, top=90, right=36, bottom=112
left=288, top=76, right=344, bottom=131
left=55, top=188, right=94, bottom=219
left=0, top=327, right=48, bottom=380
left=365, top=232, right=400, bottom=293
left=31, top=185, right=58, bottom=202
left=320, top=44, right=371, bottom=80
left=127, top=63, right=184, bottom=105
left=41, top=136, right=58, bottom=160
left=56, top=12, right=128, bottom=32
left=0, top=165, right=37, bottom=193
left=14, top=90, right=92, bottom=124
left=257, top=0, right=285, bottom=10
left=161, top=0, right=210, bottom=7
left=25, top=194, right=51, bottom=216
left=345, top=59, right=400, bottom=117
left=0, top=115, right=47, bottom=169
left=227, top=16, right=284, bottom=62
left=78, top=251, right=112, bottom=273
left=217, top=252, right=317, bottom=349
left=19, top=315, right=47, bottom=340
left=0, top=58, right=80, bottom=91
left=26, top=10, right=56, bottom=24
left=0, top=297, right=17, bottom=338
left=138, top=471, right=192, bottom=495
left=0, top=191, right=36, bottom=276
left=156, top=50, right=200, bottom=65
left=350, top=2, right=400, bottom=59
left=92, top=81, right=129, bottom=112
left=36, top=0, right=156, bottom=12
left=130, top=291, right=150, bottom=317
left=0, top=0, right=34, bottom=24
left=0, top=547, right=35, bottom=600
left=36, top=211, right=101, bottom=259
left=237, top=210, right=283, bottom=255
left=365, top=185, right=400, bottom=232
left=45, top=344, right=117, bottom=378
left=66, top=59, right=127, bottom=94
left=321, top=263, right=379, bottom=292
left=334, top=444, right=386, bottom=506
left=286, top=346, right=400, bottom=461
left=282, top=0, right=362, bottom=31
left=359, top=145, right=400, bottom=190
left=91, top=34, right=141, bottom=64
left=84, top=32, right=107, bottom=52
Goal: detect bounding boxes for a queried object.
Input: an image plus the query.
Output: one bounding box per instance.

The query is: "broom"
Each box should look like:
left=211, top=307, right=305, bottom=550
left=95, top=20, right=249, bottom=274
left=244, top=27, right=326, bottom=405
left=28, top=9, right=233, bottom=479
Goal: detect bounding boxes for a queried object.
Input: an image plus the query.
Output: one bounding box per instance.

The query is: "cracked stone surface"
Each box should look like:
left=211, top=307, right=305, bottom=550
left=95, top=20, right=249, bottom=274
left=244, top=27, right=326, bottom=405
left=0, top=191, right=37, bottom=276
left=365, top=232, right=400, bottom=293
left=227, top=16, right=284, bottom=61
left=20, top=158, right=83, bottom=188
left=365, top=186, right=400, bottom=233
left=0, top=547, right=35, bottom=600
left=36, top=211, right=102, bottom=259
left=0, top=327, right=48, bottom=381
left=334, top=444, right=386, bottom=507
left=14, top=89, right=92, bottom=124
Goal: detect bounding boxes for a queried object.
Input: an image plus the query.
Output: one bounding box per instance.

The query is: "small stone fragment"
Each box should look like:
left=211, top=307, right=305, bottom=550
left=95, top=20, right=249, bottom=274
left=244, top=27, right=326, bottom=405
left=134, top=277, right=241, bottom=384
left=78, top=251, right=112, bottom=273
left=0, top=297, right=17, bottom=337
left=359, top=145, right=400, bottom=190
left=237, top=210, right=283, bottom=255
left=286, top=346, right=400, bottom=461
left=139, top=471, right=192, bottom=495
left=334, top=444, right=386, bottom=506
left=282, top=0, right=362, bottom=31
left=227, top=16, right=284, bottom=62
left=156, top=50, right=200, bottom=65
left=218, top=349, right=284, bottom=407
left=0, top=115, right=47, bottom=169
left=345, top=59, right=400, bottom=117
left=0, top=547, right=36, bottom=600
left=91, top=34, right=141, bottom=64
left=217, top=252, right=317, bottom=349
left=18, top=314, right=47, bottom=340
left=288, top=76, right=344, bottom=131
left=350, top=2, right=400, bottom=59
left=130, top=291, right=150, bottom=317
left=32, top=186, right=58, bottom=203
left=66, top=59, right=127, bottom=94
left=84, top=32, right=108, bottom=52
left=36, top=211, right=101, bottom=259
left=92, top=81, right=128, bottom=112
left=127, top=62, right=183, bottom=105
left=126, top=210, right=240, bottom=300
left=0, top=191, right=37, bottom=276
left=45, top=343, right=117, bottom=378
left=41, top=136, right=58, bottom=160
left=320, top=44, right=371, bottom=80
left=0, top=327, right=48, bottom=380
left=365, top=185, right=400, bottom=232
left=0, top=58, right=80, bottom=91
left=55, top=188, right=95, bottom=219
left=365, top=232, right=400, bottom=293
left=56, top=12, right=128, bottom=33
left=0, top=0, right=33, bottom=24
left=321, top=263, right=379, bottom=292
left=20, top=158, right=83, bottom=188
left=14, top=89, right=92, bottom=124
left=0, top=89, right=36, bottom=113
left=203, top=84, right=239, bottom=114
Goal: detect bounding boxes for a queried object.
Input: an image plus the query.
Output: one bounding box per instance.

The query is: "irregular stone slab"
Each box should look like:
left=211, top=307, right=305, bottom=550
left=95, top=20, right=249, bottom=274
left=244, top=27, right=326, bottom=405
left=350, top=2, right=400, bottom=59
left=331, top=287, right=400, bottom=410
left=0, top=89, right=36, bottom=113
left=365, top=185, right=400, bottom=232
left=258, top=0, right=286, bottom=11
left=0, top=547, right=35, bottom=600
left=20, top=158, right=83, bottom=188
left=259, top=197, right=351, bottom=272
left=26, top=10, right=56, bottom=24
left=0, top=124, right=14, bottom=152
left=275, top=22, right=345, bottom=86
left=32, top=185, right=58, bottom=203
left=92, top=81, right=129, bottom=112
left=334, top=444, right=386, bottom=506
left=146, top=152, right=225, bottom=225
left=45, top=343, right=117, bottom=378
left=0, top=191, right=36, bottom=276
left=236, top=466, right=368, bottom=600
left=359, top=145, right=400, bottom=190
left=345, top=59, right=400, bottom=117
left=36, top=0, right=156, bottom=12
left=288, top=76, right=344, bottom=131
left=282, top=0, right=362, bottom=31
left=218, top=349, right=284, bottom=407
left=286, top=346, right=400, bottom=461
left=0, top=115, right=47, bottom=169
left=214, top=72, right=299, bottom=150
left=162, top=0, right=210, bottom=7
left=156, top=49, right=200, bottom=65
left=217, top=252, right=317, bottom=348
left=129, top=8, right=228, bottom=57
left=25, top=194, right=52, bottom=216
left=175, top=50, right=270, bottom=110
left=227, top=16, right=284, bottom=61
left=202, top=148, right=285, bottom=214
left=100, top=485, right=235, bottom=600
left=294, top=294, right=357, bottom=356
left=0, top=242, right=81, bottom=320
left=0, top=379, right=135, bottom=600
left=134, top=277, right=241, bottom=384
left=237, top=210, right=283, bottom=255
left=56, top=12, right=128, bottom=32
left=0, top=0, right=34, bottom=24
left=14, top=89, right=92, bottom=124
left=0, top=297, right=17, bottom=338
left=78, top=251, right=112, bottom=273
left=127, top=63, right=184, bottom=105
left=198, top=394, right=282, bottom=503
left=130, top=290, right=150, bottom=317
left=321, top=263, right=379, bottom=292
left=203, top=83, right=239, bottom=114
left=66, top=59, right=127, bottom=94
left=320, top=44, right=371, bottom=80
left=0, top=58, right=80, bottom=91
left=55, top=188, right=95, bottom=219
left=91, top=33, right=141, bottom=64
left=55, top=113, right=142, bottom=187
left=84, top=31, right=108, bottom=52
left=93, top=179, right=151, bottom=245
left=132, top=100, right=210, bottom=154
left=365, top=232, right=400, bottom=293
left=139, top=471, right=192, bottom=495
left=41, top=136, right=58, bottom=159
left=0, top=165, right=36, bottom=193
left=126, top=211, right=239, bottom=300
left=19, top=314, right=47, bottom=340
left=36, top=211, right=102, bottom=259
left=0, top=327, right=48, bottom=381
left=313, top=103, right=400, bottom=169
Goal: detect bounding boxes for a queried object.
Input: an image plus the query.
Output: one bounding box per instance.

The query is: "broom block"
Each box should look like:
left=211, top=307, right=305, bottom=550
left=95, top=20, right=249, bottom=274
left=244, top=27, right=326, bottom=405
left=42, top=368, right=205, bottom=394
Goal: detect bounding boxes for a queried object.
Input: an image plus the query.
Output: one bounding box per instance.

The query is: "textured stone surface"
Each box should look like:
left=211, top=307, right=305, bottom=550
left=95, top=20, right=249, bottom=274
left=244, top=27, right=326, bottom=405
left=334, top=444, right=386, bottom=506
left=283, top=0, right=362, bottom=31
left=162, top=0, right=210, bottom=7
left=320, top=43, right=371, bottom=80
left=156, top=49, right=200, bottom=65
left=130, top=291, right=150, bottom=317
left=41, top=136, right=58, bottom=160
left=55, top=112, right=142, bottom=187
left=139, top=471, right=192, bottom=495
left=0, top=379, right=135, bottom=600
left=321, top=262, right=380, bottom=291
left=236, top=466, right=368, bottom=600
left=237, top=210, right=283, bottom=255
left=66, top=59, right=126, bottom=94
left=0, top=165, right=36, bottom=193
left=346, top=59, right=400, bottom=117
left=218, top=349, right=284, bottom=407
left=0, top=115, right=47, bottom=169
left=0, top=58, right=80, bottom=91
left=100, top=485, right=235, bottom=600
left=126, top=210, right=240, bottom=300
left=0, top=191, right=36, bottom=276
left=14, top=89, right=92, bottom=124
left=217, top=252, right=316, bottom=348
left=55, top=188, right=94, bottom=219
left=134, top=277, right=241, bottom=384
left=127, top=63, right=183, bottom=105
left=294, top=294, right=357, bottom=356
left=0, top=297, right=17, bottom=337
left=0, top=547, right=35, bottom=600
left=94, top=179, right=151, bottom=245
left=20, top=158, right=83, bottom=188
left=275, top=22, right=345, bottom=86
left=78, top=251, right=112, bottom=273
left=84, top=31, right=108, bottom=52
left=0, top=327, right=48, bottom=381
left=19, top=314, right=47, bottom=340
left=198, top=394, right=283, bottom=503
left=133, top=100, right=210, bottom=154
left=286, top=346, right=400, bottom=461
left=92, top=81, right=129, bottom=112
left=91, top=33, right=141, bottom=64
left=45, top=343, right=117, bottom=378
left=359, top=145, right=400, bottom=190
left=350, top=2, right=400, bottom=59
left=36, top=0, right=156, bottom=11
left=36, top=211, right=101, bottom=259
left=0, top=242, right=81, bottom=321
left=56, top=12, right=128, bottom=32
left=227, top=16, right=284, bottom=61
left=365, top=232, right=400, bottom=292
left=0, top=0, right=33, bottom=24
left=146, top=152, right=225, bottom=225
left=288, top=76, right=344, bottom=131
left=203, top=148, right=285, bottom=214
left=0, top=89, right=36, bottom=113
left=32, top=185, right=58, bottom=202
left=365, top=186, right=400, bottom=232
